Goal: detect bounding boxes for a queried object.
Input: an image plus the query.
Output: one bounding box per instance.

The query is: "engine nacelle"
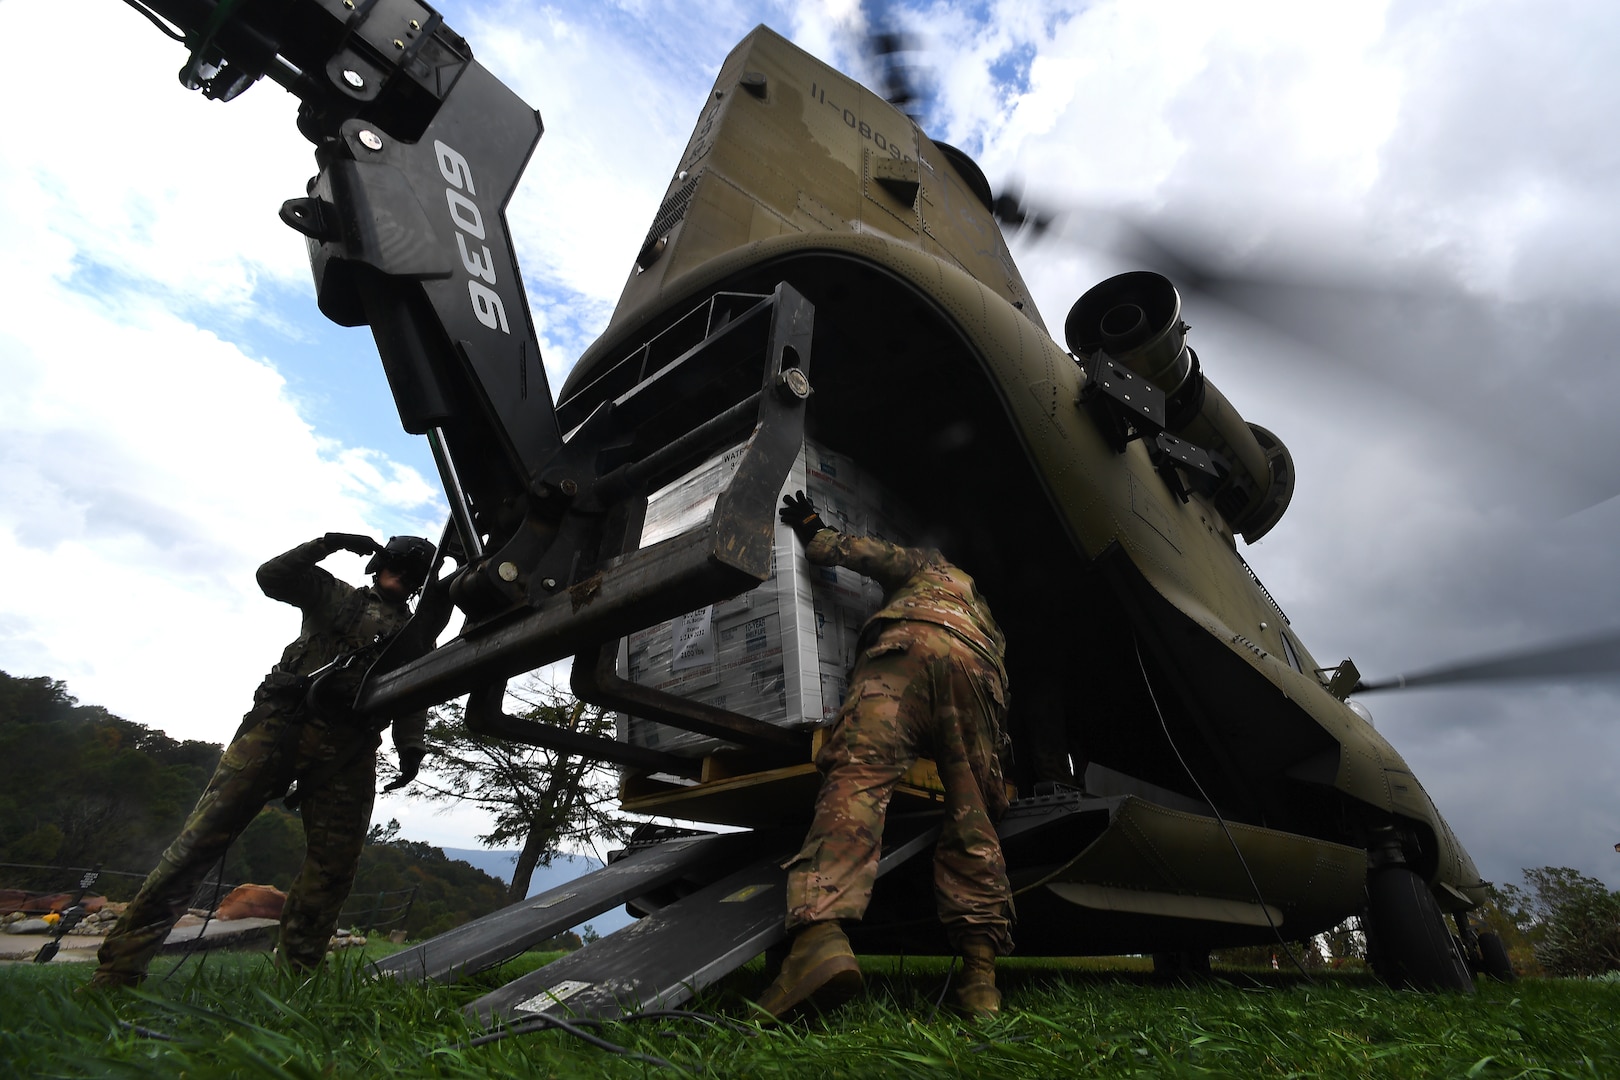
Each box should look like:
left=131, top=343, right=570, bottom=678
left=1065, top=271, right=1294, bottom=542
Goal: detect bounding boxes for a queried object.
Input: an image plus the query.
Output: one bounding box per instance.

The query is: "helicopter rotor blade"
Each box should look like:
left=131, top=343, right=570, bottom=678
left=858, top=3, right=935, bottom=123
left=989, top=188, right=1620, bottom=514
left=1354, top=628, right=1620, bottom=693
left=990, top=183, right=1056, bottom=236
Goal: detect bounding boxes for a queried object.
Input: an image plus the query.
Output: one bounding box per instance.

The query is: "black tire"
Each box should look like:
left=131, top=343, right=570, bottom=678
left=1476, top=931, right=1516, bottom=983
left=1365, top=866, right=1474, bottom=992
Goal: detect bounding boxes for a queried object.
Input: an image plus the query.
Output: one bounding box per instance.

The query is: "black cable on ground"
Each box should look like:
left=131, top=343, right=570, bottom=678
left=617, top=1009, right=760, bottom=1037
left=457, top=1007, right=760, bottom=1064
left=458, top=1012, right=673, bottom=1068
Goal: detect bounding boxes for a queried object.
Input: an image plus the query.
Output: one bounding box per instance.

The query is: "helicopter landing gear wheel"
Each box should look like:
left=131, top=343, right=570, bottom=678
left=1475, top=931, right=1516, bottom=982
left=1365, top=866, right=1474, bottom=992
left=1151, top=950, right=1212, bottom=983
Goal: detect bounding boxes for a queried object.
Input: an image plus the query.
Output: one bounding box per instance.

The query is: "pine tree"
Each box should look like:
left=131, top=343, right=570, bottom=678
left=393, top=677, right=633, bottom=902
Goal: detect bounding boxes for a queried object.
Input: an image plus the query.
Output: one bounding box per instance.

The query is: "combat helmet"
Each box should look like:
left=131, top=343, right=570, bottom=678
left=365, top=535, right=436, bottom=592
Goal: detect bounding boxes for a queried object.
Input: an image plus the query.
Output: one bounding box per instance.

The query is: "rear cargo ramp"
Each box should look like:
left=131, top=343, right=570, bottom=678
left=465, top=817, right=942, bottom=1025
left=371, top=831, right=761, bottom=985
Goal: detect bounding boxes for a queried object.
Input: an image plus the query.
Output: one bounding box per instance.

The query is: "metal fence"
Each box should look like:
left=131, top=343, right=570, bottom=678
left=339, top=886, right=419, bottom=934
left=0, top=862, right=143, bottom=898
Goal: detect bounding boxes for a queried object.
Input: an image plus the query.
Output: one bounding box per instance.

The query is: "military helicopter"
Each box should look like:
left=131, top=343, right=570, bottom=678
left=106, top=0, right=1607, bottom=1019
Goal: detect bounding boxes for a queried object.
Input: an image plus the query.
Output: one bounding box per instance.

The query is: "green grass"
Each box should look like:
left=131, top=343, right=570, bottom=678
left=3, top=947, right=1617, bottom=1078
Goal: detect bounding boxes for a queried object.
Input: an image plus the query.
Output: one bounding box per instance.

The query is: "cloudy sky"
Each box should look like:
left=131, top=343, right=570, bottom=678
left=4, top=0, right=1618, bottom=892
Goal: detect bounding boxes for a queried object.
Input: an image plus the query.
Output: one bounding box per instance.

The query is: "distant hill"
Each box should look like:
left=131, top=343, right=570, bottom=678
left=0, top=671, right=555, bottom=941
left=442, top=848, right=635, bottom=934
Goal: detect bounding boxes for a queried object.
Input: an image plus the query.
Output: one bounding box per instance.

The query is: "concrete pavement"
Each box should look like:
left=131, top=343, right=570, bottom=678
left=0, top=915, right=279, bottom=964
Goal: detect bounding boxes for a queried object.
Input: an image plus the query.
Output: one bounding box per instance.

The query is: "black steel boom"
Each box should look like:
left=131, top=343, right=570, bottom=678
left=128, top=0, right=816, bottom=754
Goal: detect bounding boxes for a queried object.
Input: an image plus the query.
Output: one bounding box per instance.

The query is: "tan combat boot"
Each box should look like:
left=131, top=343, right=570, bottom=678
left=953, top=936, right=1001, bottom=1018
left=755, top=921, right=862, bottom=1019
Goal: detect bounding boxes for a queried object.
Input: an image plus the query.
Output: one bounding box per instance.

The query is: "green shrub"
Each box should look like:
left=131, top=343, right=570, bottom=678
left=1496, top=866, right=1620, bottom=978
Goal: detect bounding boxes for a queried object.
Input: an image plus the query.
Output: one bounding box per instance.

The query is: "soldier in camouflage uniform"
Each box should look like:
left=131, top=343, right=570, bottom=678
left=90, top=533, right=434, bottom=989
left=758, top=493, right=1012, bottom=1019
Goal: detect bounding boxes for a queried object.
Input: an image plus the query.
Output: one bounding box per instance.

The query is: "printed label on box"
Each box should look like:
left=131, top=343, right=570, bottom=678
left=671, top=605, right=715, bottom=671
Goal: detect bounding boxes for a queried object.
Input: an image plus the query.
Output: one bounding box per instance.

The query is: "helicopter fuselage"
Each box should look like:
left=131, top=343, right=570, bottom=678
left=554, top=26, right=1484, bottom=951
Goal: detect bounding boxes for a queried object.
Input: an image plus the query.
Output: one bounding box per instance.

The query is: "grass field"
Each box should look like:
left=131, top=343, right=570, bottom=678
left=3, top=947, right=1617, bottom=1078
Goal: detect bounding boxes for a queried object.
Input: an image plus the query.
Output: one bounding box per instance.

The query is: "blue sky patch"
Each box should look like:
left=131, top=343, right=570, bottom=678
left=989, top=41, right=1036, bottom=98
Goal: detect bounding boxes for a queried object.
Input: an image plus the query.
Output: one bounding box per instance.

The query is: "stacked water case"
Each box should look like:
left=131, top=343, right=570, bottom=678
left=618, top=438, right=922, bottom=760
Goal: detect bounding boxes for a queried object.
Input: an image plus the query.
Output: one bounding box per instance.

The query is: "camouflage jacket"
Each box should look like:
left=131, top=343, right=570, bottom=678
left=805, top=530, right=1007, bottom=683
left=255, top=537, right=427, bottom=751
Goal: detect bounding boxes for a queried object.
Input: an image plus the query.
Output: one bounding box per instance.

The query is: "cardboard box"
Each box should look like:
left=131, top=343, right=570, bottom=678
left=617, top=437, right=919, bottom=758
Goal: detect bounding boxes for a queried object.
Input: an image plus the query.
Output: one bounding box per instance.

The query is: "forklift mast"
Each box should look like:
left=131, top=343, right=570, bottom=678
left=130, top=0, right=815, bottom=762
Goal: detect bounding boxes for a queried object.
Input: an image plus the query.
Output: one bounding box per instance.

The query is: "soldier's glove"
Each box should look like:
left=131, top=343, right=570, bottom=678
left=780, top=491, right=828, bottom=544
left=383, top=747, right=426, bottom=792
left=324, top=532, right=382, bottom=556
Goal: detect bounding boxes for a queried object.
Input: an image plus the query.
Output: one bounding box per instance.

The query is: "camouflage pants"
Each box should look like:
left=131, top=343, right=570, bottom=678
left=95, top=682, right=380, bottom=980
left=783, top=619, right=1014, bottom=954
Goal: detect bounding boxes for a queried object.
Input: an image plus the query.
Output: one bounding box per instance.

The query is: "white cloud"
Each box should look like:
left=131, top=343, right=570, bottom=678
left=0, top=265, right=442, bottom=743
left=7, top=1, right=312, bottom=313
left=462, top=3, right=748, bottom=377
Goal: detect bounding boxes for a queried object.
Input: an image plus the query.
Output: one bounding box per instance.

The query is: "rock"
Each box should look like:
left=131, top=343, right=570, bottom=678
left=69, top=909, right=121, bottom=935
left=0, top=890, right=106, bottom=915
left=24, top=892, right=106, bottom=915
left=217, top=884, right=287, bottom=921
left=6, top=918, right=52, bottom=934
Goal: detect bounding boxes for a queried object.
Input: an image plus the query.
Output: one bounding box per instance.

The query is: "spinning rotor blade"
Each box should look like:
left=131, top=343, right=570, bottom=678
left=993, top=191, right=1451, bottom=328
left=1354, top=629, right=1620, bottom=693
left=859, top=2, right=936, bottom=123
left=991, top=184, right=1055, bottom=235
left=990, top=189, right=1620, bottom=513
